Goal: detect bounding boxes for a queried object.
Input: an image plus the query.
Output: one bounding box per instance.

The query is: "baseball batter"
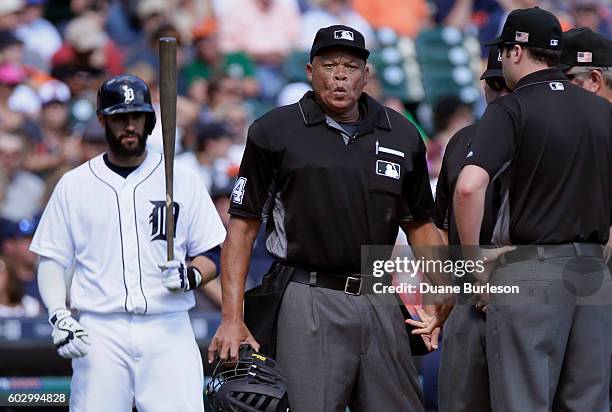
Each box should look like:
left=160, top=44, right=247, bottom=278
left=30, top=74, right=226, bottom=412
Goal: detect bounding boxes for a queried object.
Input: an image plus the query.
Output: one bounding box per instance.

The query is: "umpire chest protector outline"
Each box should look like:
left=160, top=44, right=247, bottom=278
left=31, top=151, right=226, bottom=315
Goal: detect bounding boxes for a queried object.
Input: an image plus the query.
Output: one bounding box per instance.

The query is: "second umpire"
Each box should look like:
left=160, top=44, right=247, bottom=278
left=455, top=7, right=612, bottom=412
left=209, top=25, right=447, bottom=411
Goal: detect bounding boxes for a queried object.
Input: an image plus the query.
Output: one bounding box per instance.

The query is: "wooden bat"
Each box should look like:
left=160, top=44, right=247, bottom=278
left=159, top=37, right=177, bottom=261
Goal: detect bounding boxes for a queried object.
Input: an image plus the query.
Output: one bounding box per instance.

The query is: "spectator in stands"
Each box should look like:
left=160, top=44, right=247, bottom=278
left=427, top=94, right=474, bottom=182
left=177, top=121, right=234, bottom=191
left=219, top=0, right=301, bottom=100
left=0, top=29, right=23, bottom=66
left=79, top=117, right=106, bottom=162
left=182, top=17, right=259, bottom=100
left=0, top=254, right=41, bottom=317
left=0, top=0, right=22, bottom=32
left=0, top=62, right=40, bottom=117
left=0, top=133, right=44, bottom=221
left=24, top=80, right=80, bottom=176
left=571, top=0, right=612, bottom=37
left=0, top=64, right=26, bottom=132
left=353, top=0, right=430, bottom=39
left=15, top=0, right=62, bottom=71
left=52, top=14, right=124, bottom=76
left=0, top=216, right=41, bottom=304
left=298, top=0, right=376, bottom=50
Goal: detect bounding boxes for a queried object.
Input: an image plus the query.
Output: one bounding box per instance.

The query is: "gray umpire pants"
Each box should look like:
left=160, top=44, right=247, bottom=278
left=486, top=256, right=612, bottom=412
left=275, top=281, right=424, bottom=412
left=438, top=304, right=491, bottom=412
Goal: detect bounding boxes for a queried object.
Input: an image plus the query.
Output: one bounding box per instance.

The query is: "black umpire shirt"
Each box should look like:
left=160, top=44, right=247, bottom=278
left=466, top=68, right=612, bottom=245
left=434, top=124, right=500, bottom=246
left=229, top=91, right=434, bottom=273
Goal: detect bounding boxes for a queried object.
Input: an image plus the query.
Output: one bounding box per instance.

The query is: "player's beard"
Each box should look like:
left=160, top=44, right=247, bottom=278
left=106, top=128, right=147, bottom=158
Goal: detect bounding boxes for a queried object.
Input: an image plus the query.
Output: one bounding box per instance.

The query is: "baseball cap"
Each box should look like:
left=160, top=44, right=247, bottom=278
left=81, top=118, right=105, bottom=143
left=481, top=46, right=504, bottom=80
left=485, top=7, right=562, bottom=50
left=557, top=28, right=612, bottom=71
left=0, top=217, right=38, bottom=240
left=192, top=18, right=218, bottom=41
left=310, top=25, right=369, bottom=62
left=196, top=122, right=231, bottom=145
left=0, top=30, right=22, bottom=51
left=38, top=79, right=71, bottom=106
left=0, top=63, right=25, bottom=86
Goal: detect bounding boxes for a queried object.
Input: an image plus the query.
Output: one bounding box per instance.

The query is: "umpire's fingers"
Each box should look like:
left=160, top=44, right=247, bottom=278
left=430, top=327, right=441, bottom=350
left=208, top=336, right=220, bottom=363
left=244, top=335, right=260, bottom=352
left=229, top=340, right=241, bottom=362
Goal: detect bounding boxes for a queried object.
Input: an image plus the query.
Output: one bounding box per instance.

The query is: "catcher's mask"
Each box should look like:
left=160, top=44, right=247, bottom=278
left=205, top=345, right=290, bottom=412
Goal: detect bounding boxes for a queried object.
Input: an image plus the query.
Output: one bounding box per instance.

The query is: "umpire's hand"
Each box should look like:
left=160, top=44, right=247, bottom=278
left=49, top=309, right=90, bottom=358
left=208, top=319, right=260, bottom=363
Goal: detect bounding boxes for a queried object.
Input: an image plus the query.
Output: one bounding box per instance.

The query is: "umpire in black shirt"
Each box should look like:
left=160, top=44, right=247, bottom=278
left=455, top=7, right=612, bottom=412
left=435, top=46, right=509, bottom=412
left=208, top=25, right=448, bottom=411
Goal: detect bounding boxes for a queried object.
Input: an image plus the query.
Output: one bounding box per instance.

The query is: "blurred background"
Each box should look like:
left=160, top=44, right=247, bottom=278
left=0, top=0, right=610, bottom=410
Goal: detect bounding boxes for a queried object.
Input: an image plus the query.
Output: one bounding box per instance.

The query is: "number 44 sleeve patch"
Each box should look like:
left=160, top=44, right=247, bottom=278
left=231, top=177, right=247, bottom=204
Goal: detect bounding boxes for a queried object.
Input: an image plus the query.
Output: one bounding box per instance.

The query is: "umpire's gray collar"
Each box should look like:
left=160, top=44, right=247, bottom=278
left=298, top=91, right=392, bottom=136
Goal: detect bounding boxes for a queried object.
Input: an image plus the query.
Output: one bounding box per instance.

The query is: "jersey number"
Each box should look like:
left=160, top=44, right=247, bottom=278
left=231, top=177, right=247, bottom=205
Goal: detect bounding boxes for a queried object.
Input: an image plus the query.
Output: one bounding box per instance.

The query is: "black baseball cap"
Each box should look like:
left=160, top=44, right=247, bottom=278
left=485, top=7, right=562, bottom=50
left=196, top=122, right=230, bottom=145
left=481, top=46, right=504, bottom=80
left=557, top=27, right=612, bottom=71
left=310, top=25, right=369, bottom=62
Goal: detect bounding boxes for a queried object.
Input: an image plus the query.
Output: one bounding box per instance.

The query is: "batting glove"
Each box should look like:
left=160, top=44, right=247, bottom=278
left=49, top=309, right=90, bottom=359
left=160, top=260, right=202, bottom=292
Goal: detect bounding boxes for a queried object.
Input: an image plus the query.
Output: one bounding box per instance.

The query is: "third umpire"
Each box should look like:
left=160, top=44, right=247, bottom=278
left=208, top=25, right=447, bottom=411
left=455, top=7, right=612, bottom=412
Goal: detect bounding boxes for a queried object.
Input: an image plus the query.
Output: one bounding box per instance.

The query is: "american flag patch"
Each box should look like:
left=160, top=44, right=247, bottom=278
left=577, top=52, right=592, bottom=63
left=515, top=31, right=529, bottom=43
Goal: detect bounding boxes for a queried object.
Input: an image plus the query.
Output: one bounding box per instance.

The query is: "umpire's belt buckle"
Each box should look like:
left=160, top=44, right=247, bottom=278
left=344, top=276, right=362, bottom=295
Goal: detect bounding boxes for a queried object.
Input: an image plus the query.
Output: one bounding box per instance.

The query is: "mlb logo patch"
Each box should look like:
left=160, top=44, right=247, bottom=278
left=515, top=31, right=529, bottom=43
left=497, top=51, right=502, bottom=62
left=376, top=160, right=400, bottom=180
left=549, top=82, right=564, bottom=91
left=577, top=52, right=592, bottom=63
left=550, top=39, right=559, bottom=47
left=334, top=30, right=354, bottom=41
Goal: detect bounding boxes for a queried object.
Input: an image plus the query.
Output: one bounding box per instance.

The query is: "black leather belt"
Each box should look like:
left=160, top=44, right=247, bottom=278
left=502, top=243, right=603, bottom=265
left=288, top=267, right=363, bottom=295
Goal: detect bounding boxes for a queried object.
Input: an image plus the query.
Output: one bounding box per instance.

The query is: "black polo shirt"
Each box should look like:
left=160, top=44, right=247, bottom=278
left=434, top=124, right=500, bottom=246
left=229, top=91, right=434, bottom=273
left=466, top=68, right=612, bottom=245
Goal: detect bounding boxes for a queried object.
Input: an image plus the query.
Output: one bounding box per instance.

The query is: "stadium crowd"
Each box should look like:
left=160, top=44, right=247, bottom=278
left=0, top=0, right=611, bottom=317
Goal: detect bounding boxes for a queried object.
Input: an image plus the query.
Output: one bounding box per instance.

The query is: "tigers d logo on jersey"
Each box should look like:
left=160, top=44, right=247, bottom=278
left=149, top=201, right=180, bottom=241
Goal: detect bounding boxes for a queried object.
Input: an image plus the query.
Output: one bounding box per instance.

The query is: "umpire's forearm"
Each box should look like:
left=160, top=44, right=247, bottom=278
left=220, top=216, right=261, bottom=321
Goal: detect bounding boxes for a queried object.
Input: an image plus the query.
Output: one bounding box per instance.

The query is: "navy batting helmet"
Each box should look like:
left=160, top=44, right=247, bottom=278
left=206, top=346, right=290, bottom=412
left=96, top=74, right=156, bottom=136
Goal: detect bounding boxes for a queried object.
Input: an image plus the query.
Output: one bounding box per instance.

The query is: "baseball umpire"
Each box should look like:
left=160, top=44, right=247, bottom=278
left=558, top=27, right=612, bottom=103
left=435, top=45, right=509, bottom=412
left=455, top=7, right=612, bottom=412
left=30, top=74, right=226, bottom=412
left=208, top=25, right=448, bottom=412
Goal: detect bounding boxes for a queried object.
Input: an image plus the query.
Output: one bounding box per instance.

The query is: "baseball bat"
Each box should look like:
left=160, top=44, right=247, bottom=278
left=159, top=37, right=177, bottom=261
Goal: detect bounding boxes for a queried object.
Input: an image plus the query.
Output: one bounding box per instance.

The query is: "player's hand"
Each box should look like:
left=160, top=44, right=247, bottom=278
left=159, top=260, right=201, bottom=292
left=208, top=318, right=259, bottom=363
left=49, top=309, right=90, bottom=359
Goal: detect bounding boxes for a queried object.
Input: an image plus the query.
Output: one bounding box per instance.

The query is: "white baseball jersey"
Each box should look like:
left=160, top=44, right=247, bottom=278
left=30, top=151, right=226, bottom=315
